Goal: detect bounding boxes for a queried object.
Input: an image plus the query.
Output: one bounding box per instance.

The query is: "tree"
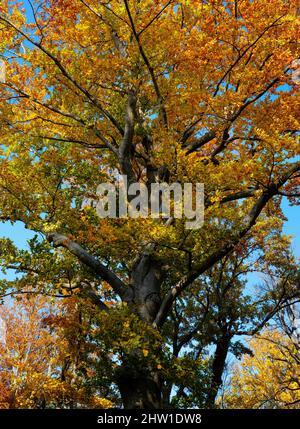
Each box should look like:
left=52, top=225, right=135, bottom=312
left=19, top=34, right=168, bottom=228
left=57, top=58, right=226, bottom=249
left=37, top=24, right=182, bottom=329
left=0, top=0, right=299, bottom=408
left=223, top=328, right=300, bottom=408
left=0, top=295, right=113, bottom=408
left=164, top=240, right=300, bottom=408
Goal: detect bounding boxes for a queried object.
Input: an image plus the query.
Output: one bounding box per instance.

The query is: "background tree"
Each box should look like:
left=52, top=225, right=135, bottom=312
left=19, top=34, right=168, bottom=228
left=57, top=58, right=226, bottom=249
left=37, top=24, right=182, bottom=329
left=0, top=295, right=113, bottom=408
left=163, top=237, right=300, bottom=408
left=223, top=324, right=300, bottom=409
left=0, top=0, right=299, bottom=408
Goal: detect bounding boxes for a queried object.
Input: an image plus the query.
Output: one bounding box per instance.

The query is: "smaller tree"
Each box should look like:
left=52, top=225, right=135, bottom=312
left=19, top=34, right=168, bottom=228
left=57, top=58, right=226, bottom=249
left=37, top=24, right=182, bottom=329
left=0, top=295, right=112, bottom=409
left=223, top=327, right=300, bottom=409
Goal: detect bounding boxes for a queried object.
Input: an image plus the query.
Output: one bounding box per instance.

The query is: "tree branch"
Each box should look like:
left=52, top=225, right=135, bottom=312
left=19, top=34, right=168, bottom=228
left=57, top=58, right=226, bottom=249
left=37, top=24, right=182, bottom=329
left=138, top=1, right=173, bottom=37
left=2, top=82, right=118, bottom=155
left=213, top=15, right=285, bottom=97
left=0, top=13, right=124, bottom=136
left=47, top=233, right=132, bottom=302
left=185, top=130, right=217, bottom=154
left=124, top=0, right=168, bottom=127
left=119, top=89, right=137, bottom=184
left=153, top=163, right=300, bottom=328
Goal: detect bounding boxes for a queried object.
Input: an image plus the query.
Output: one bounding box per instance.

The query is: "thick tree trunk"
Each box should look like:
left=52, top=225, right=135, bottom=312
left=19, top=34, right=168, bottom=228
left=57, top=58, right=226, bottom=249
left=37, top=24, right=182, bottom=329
left=131, top=253, right=162, bottom=323
left=205, top=333, right=231, bottom=408
left=116, top=253, right=163, bottom=408
left=117, top=368, right=162, bottom=409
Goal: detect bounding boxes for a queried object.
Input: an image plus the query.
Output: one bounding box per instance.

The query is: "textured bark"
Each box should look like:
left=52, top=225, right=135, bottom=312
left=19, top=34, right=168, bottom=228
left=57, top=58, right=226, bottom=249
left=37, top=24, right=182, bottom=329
left=115, top=253, right=164, bottom=408
left=117, top=368, right=162, bottom=409
left=131, top=254, right=162, bottom=323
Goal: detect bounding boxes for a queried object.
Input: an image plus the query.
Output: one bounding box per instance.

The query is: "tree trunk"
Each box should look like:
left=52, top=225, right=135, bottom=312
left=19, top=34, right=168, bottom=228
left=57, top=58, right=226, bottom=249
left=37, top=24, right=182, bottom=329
left=116, top=253, right=163, bottom=408
left=205, top=333, right=231, bottom=408
left=117, top=368, right=162, bottom=409
left=131, top=253, right=162, bottom=323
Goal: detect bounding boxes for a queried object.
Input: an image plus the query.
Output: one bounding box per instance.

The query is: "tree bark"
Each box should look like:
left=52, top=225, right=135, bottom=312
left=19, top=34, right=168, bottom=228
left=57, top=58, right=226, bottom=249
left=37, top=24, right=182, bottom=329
left=205, top=333, right=231, bottom=408
left=117, top=367, right=162, bottom=409
left=115, top=253, right=163, bottom=408
left=131, top=253, right=162, bottom=323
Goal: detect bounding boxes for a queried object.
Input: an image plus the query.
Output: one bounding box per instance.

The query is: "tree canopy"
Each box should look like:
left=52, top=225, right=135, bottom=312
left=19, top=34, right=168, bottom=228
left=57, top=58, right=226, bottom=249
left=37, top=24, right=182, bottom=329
left=0, top=0, right=299, bottom=409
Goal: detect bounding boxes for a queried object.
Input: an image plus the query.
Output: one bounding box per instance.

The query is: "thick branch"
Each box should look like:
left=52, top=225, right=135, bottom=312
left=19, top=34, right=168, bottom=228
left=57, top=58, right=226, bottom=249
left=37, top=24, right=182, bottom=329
left=185, top=130, right=217, bottom=154
left=119, top=89, right=137, bottom=184
left=47, top=233, right=132, bottom=301
left=80, top=283, right=110, bottom=312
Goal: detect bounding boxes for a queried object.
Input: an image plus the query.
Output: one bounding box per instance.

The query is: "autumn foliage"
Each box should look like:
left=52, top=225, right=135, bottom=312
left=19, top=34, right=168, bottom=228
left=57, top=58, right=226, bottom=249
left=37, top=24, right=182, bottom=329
left=224, top=330, right=300, bottom=409
left=0, top=296, right=113, bottom=408
left=0, top=0, right=299, bottom=408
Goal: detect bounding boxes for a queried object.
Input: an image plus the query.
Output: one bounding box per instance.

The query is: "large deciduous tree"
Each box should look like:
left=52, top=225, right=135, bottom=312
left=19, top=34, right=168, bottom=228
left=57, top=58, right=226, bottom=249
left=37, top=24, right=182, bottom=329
left=0, top=0, right=299, bottom=408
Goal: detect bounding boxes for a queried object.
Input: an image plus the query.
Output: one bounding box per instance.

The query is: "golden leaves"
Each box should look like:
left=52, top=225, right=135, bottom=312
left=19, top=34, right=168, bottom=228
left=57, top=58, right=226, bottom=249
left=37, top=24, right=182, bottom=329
left=224, top=330, right=300, bottom=409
